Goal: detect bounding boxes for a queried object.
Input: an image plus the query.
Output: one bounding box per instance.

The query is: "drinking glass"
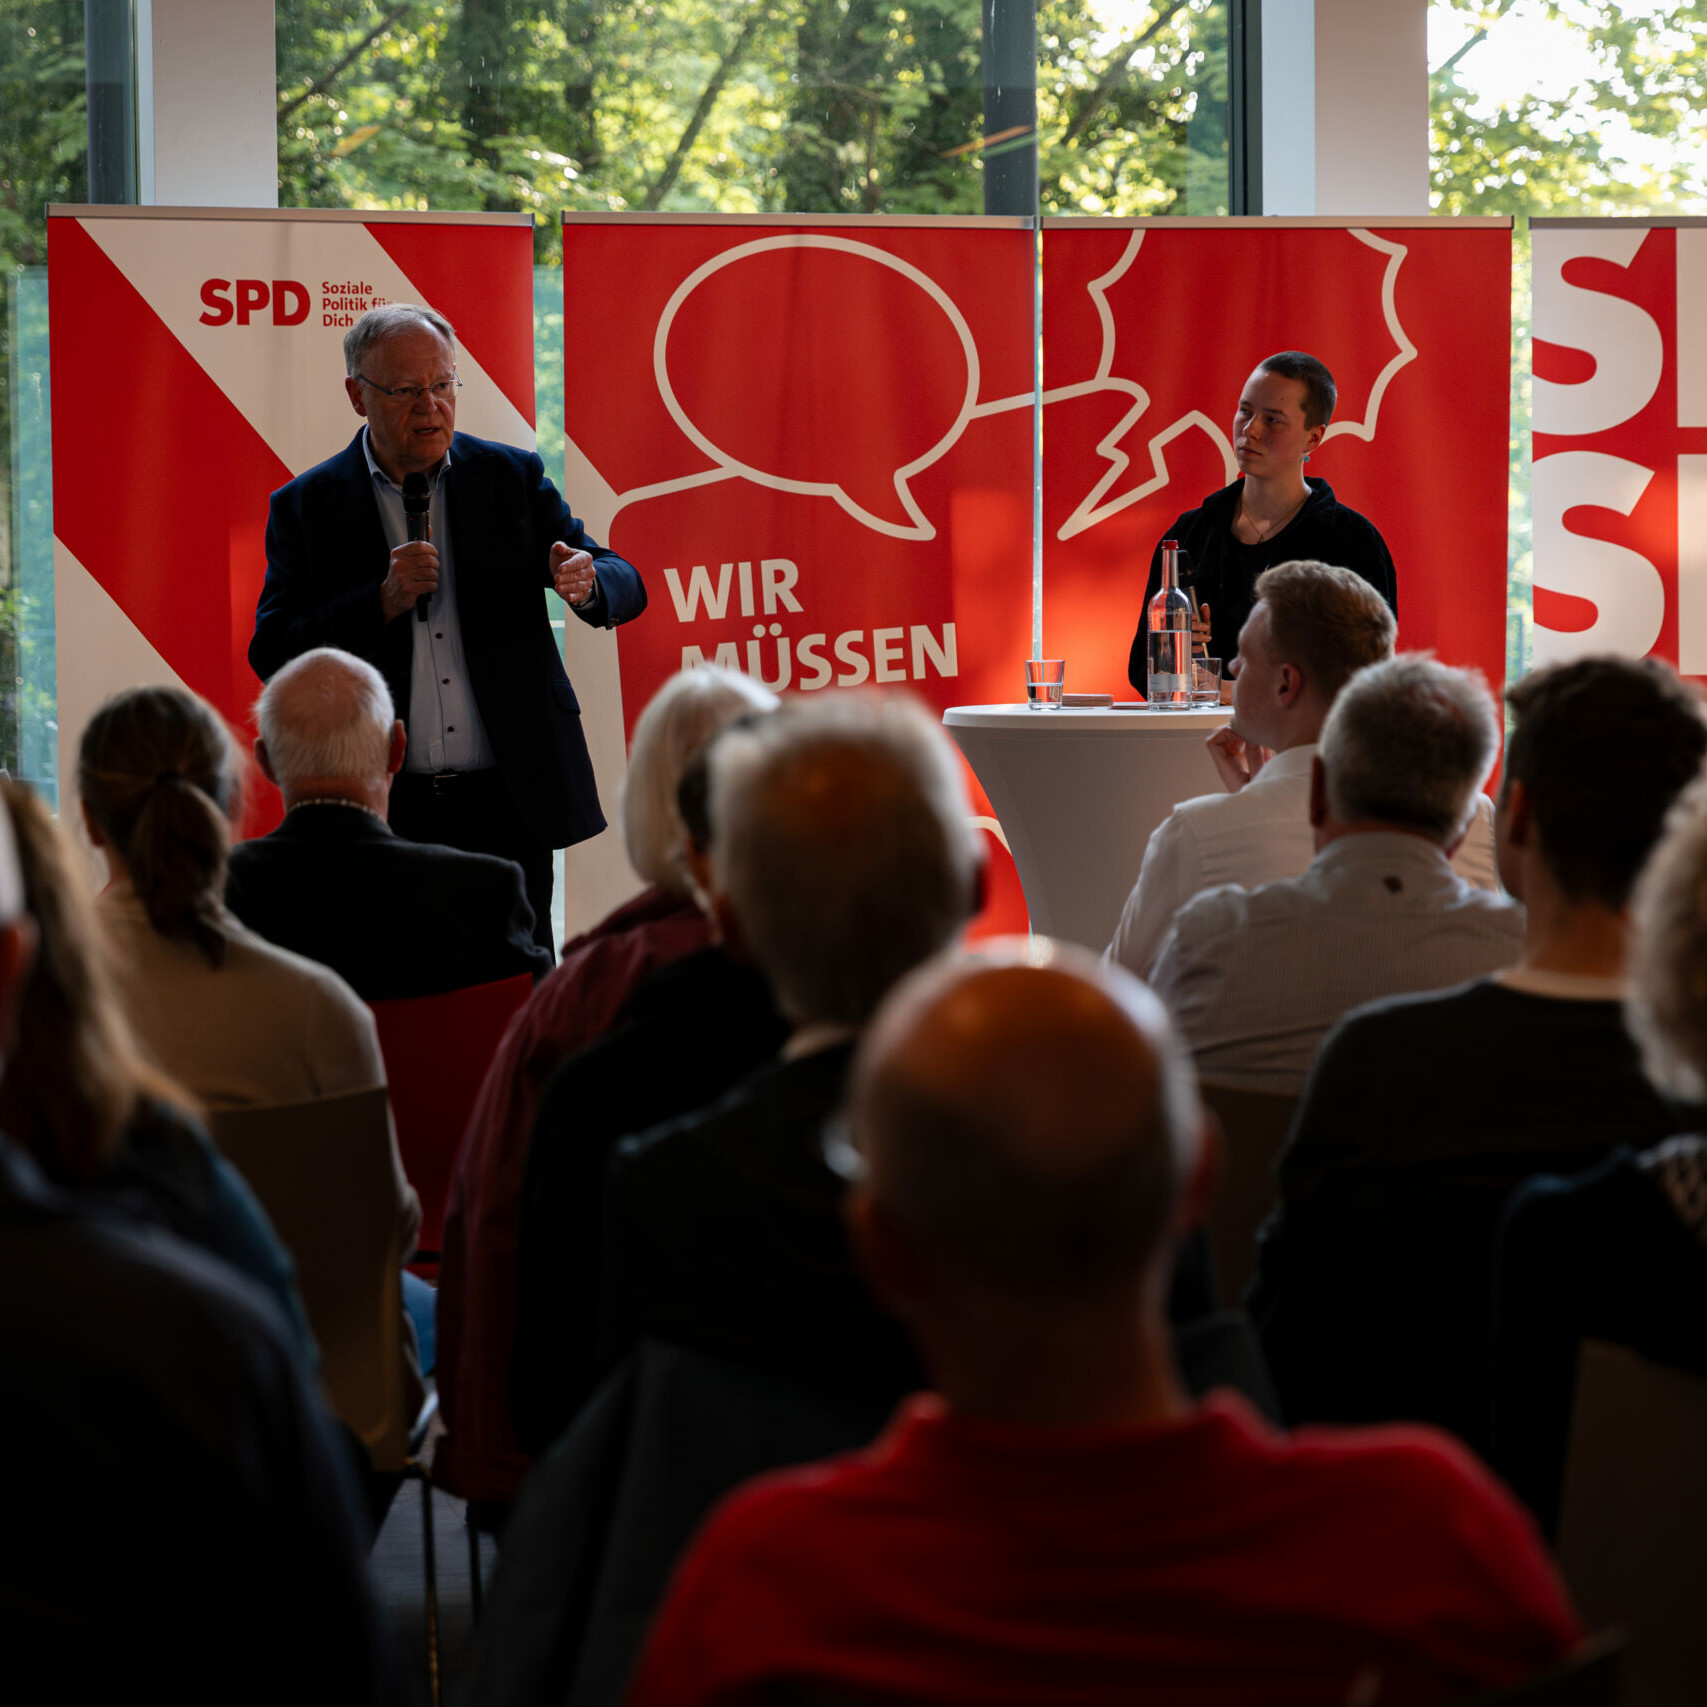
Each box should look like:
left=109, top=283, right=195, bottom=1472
left=1025, top=657, right=1066, bottom=710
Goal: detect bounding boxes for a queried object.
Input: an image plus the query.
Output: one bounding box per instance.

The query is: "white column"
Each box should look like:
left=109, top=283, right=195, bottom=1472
left=137, top=0, right=278, bottom=207
left=1259, top=0, right=1317, bottom=216
left=1261, top=0, right=1429, bottom=216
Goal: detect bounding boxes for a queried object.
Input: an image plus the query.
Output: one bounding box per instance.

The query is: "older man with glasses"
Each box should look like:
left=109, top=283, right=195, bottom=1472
left=251, top=301, right=647, bottom=955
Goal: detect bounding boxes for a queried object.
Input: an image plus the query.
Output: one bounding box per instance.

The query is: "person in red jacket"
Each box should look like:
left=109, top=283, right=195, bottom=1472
left=629, top=943, right=1581, bottom=1707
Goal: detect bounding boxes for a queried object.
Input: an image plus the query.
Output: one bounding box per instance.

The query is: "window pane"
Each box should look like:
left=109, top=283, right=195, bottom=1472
left=275, top=1, right=1231, bottom=242
left=1429, top=0, right=1707, bottom=683
left=0, top=4, right=88, bottom=803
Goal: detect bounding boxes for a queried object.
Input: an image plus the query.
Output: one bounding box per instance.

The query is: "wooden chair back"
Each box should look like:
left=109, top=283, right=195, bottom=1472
left=1558, top=1339, right=1707, bottom=1707
left=1197, top=1081, right=1297, bottom=1303
left=207, top=1086, right=410, bottom=1470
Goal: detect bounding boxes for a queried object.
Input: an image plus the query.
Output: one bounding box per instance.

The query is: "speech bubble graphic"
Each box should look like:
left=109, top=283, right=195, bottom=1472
left=654, top=236, right=980, bottom=540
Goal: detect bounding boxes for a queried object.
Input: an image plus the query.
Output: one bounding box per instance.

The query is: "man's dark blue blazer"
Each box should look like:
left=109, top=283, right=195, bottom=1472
left=225, top=803, right=553, bottom=1002
left=251, top=430, right=646, bottom=850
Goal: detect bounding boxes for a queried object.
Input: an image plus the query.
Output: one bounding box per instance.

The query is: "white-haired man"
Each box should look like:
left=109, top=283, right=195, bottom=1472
left=251, top=302, right=647, bottom=953
left=1109, top=560, right=1497, bottom=979
left=227, top=645, right=551, bottom=1000
left=1149, top=654, right=1524, bottom=1096
left=627, top=944, right=1580, bottom=1707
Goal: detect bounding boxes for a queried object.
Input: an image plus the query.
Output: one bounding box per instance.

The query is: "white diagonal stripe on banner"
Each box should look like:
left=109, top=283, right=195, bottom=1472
left=78, top=216, right=533, bottom=477
left=53, top=537, right=188, bottom=845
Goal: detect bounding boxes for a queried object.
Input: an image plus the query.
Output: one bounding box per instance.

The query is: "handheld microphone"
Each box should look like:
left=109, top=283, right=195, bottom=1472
left=1174, top=546, right=1205, bottom=651
left=403, top=472, right=431, bottom=623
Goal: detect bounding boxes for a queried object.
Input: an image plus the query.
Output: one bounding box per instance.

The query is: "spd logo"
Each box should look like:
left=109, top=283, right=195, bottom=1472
left=198, top=278, right=310, bottom=327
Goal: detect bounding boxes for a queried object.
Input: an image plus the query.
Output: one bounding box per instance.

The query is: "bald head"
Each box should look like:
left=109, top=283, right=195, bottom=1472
left=255, top=648, right=398, bottom=800
left=851, top=943, right=1201, bottom=1295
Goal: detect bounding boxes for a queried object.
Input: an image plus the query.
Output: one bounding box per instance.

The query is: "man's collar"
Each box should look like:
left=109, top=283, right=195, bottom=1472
left=284, top=797, right=390, bottom=830
left=783, top=1021, right=860, bottom=1062
left=360, top=425, right=451, bottom=492
left=1250, top=742, right=1318, bottom=783
left=1313, top=829, right=1455, bottom=869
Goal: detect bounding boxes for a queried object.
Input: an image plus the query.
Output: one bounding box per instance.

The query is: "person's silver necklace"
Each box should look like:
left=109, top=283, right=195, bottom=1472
left=1241, top=489, right=1308, bottom=541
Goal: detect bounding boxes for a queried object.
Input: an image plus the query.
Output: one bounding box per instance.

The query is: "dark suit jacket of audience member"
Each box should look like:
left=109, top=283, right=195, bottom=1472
left=0, top=1137, right=388, bottom=1703
left=1249, top=977, right=1704, bottom=1454
left=512, top=947, right=790, bottom=1455
left=593, top=1036, right=1222, bottom=1445
left=1492, top=1139, right=1707, bottom=1539
left=225, top=802, right=552, bottom=1001
left=597, top=1042, right=927, bottom=1403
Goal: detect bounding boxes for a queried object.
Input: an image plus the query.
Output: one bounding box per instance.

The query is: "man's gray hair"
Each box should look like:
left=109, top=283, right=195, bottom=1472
left=709, top=694, right=981, bottom=1028
left=620, top=665, right=779, bottom=890
left=343, top=303, right=457, bottom=376
left=255, top=648, right=395, bottom=785
left=1629, top=780, right=1707, bottom=1102
left=1318, top=653, right=1498, bottom=844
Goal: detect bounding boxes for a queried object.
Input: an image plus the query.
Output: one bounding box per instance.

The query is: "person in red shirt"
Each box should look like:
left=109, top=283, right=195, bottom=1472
left=628, top=944, right=1581, bottom=1707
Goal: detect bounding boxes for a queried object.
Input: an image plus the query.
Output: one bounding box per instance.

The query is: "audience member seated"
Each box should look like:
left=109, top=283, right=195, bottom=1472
left=626, top=944, right=1582, bottom=1707
left=435, top=663, right=778, bottom=1508
left=0, top=791, right=390, bottom=1705
left=598, top=693, right=985, bottom=1401
left=1492, top=773, right=1707, bottom=1537
left=1249, top=656, right=1707, bottom=1448
left=1150, top=653, right=1522, bottom=1095
left=1110, top=560, right=1496, bottom=979
left=79, top=684, right=420, bottom=1261
left=226, top=646, right=551, bottom=999
left=0, top=778, right=314, bottom=1357
left=511, top=734, right=789, bottom=1454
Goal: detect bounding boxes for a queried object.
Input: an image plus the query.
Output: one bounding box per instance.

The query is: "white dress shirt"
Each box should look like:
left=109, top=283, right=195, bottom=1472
left=364, top=430, right=497, bottom=774
left=1149, top=831, right=1525, bottom=1095
left=1107, top=743, right=1501, bottom=979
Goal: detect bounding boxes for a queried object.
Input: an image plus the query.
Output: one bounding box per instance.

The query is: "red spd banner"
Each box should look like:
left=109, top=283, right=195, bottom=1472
left=1040, top=217, right=1513, bottom=698
left=46, top=206, right=536, bottom=827
left=1531, top=219, right=1707, bottom=673
left=562, top=215, right=1036, bottom=929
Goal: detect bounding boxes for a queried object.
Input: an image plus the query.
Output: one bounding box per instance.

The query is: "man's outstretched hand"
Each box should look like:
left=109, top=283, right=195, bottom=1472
left=552, top=542, right=598, bottom=609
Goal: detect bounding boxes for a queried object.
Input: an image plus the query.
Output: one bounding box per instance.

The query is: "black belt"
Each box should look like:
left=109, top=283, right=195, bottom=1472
left=401, top=768, right=497, bottom=797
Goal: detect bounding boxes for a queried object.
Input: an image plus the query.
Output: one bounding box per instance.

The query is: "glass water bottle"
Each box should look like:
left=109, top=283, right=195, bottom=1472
left=1146, top=539, right=1193, bottom=711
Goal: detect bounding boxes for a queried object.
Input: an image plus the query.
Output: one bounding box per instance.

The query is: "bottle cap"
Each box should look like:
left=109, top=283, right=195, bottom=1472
left=1162, top=539, right=1178, bottom=550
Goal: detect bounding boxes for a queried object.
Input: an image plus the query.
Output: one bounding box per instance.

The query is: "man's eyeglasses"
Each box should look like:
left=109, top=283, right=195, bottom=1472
left=355, top=374, right=462, bottom=405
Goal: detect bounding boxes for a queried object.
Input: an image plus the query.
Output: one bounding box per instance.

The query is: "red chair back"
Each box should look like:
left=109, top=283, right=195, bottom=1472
left=368, top=973, right=534, bottom=1269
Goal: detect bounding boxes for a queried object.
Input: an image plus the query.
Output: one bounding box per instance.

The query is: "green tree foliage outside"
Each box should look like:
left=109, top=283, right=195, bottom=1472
left=0, top=4, right=87, bottom=793
left=1427, top=0, right=1707, bottom=682
left=4, top=2, right=1707, bottom=775
left=273, top=0, right=1233, bottom=248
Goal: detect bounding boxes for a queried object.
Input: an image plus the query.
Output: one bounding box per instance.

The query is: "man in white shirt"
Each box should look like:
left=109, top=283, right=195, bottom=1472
left=1108, top=561, right=1497, bottom=979
left=1149, top=654, right=1523, bottom=1096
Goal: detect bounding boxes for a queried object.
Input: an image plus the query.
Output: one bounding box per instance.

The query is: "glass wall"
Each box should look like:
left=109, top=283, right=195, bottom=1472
left=273, top=0, right=1232, bottom=255
left=1429, top=0, right=1707, bottom=682
left=3, top=3, right=1232, bottom=805
left=0, top=3, right=89, bottom=803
